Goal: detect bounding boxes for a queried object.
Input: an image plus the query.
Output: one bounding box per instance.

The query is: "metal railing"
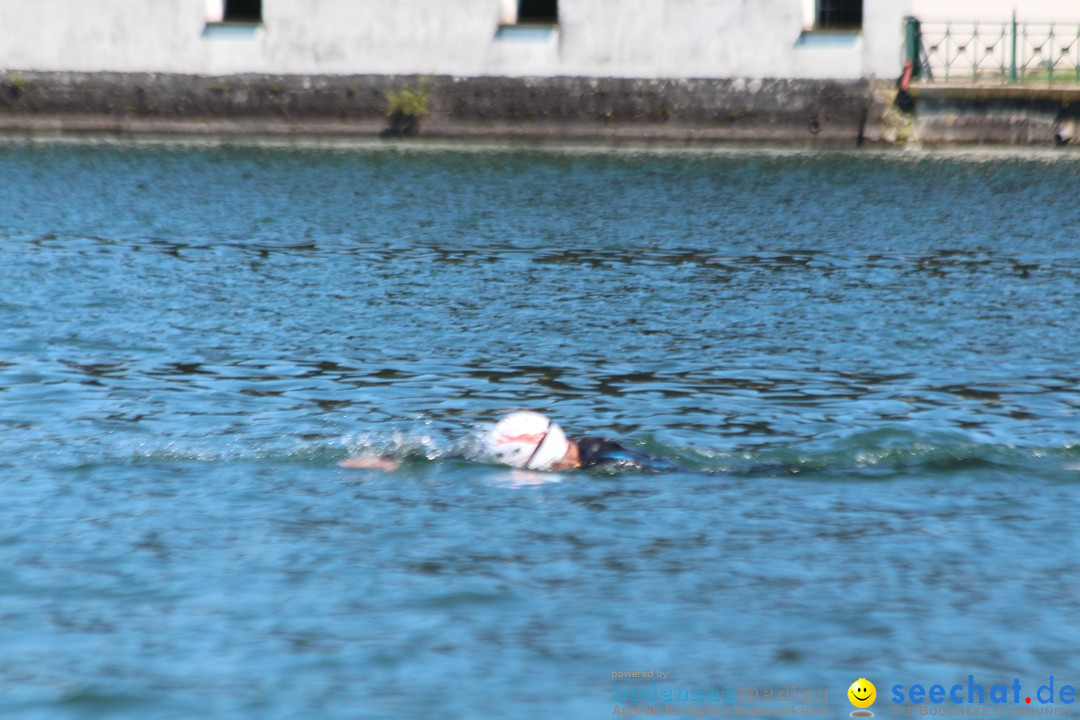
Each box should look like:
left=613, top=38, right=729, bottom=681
left=906, top=15, right=1080, bottom=84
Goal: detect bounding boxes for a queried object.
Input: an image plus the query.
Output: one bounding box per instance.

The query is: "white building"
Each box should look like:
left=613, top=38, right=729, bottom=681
left=0, top=0, right=909, bottom=81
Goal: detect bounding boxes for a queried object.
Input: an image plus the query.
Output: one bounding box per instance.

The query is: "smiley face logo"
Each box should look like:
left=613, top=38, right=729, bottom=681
left=848, top=678, right=876, bottom=716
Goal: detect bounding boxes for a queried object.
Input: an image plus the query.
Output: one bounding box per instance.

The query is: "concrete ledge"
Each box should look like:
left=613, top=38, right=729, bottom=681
left=0, top=71, right=872, bottom=144
left=5, top=71, right=1080, bottom=145
left=910, top=82, right=1080, bottom=145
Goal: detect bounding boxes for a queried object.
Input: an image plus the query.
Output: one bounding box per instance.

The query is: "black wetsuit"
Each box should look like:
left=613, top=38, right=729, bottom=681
left=573, top=437, right=685, bottom=472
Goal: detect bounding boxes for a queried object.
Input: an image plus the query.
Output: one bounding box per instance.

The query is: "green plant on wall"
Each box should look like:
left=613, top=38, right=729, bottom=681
left=9, top=75, right=27, bottom=99
left=386, top=76, right=432, bottom=120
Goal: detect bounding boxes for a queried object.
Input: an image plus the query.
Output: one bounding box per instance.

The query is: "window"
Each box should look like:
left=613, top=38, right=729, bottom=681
left=223, top=0, right=261, bottom=23
left=816, top=0, right=861, bottom=30
left=516, top=0, right=557, bottom=24
left=496, top=0, right=558, bottom=38
left=203, top=0, right=261, bottom=36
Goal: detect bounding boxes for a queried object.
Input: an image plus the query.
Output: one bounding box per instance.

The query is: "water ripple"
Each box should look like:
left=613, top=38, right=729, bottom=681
left=1, top=141, right=1079, bottom=719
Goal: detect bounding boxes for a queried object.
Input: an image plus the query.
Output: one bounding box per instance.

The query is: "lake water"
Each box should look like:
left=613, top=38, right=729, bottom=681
left=1, top=139, right=1078, bottom=719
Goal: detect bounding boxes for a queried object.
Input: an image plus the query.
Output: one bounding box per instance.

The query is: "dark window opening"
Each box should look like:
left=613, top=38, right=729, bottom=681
left=223, top=0, right=262, bottom=22
left=816, top=0, right=861, bottom=30
left=517, top=0, right=557, bottom=24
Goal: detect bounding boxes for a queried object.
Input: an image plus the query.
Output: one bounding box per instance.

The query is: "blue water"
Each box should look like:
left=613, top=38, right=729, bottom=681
left=1, top=139, right=1079, bottom=719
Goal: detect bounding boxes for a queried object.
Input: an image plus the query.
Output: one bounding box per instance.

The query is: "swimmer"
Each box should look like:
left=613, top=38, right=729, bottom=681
left=339, top=410, right=683, bottom=473
left=480, top=410, right=682, bottom=472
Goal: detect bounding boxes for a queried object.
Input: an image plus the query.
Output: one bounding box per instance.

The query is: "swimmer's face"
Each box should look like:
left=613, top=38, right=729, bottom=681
left=848, top=679, right=876, bottom=708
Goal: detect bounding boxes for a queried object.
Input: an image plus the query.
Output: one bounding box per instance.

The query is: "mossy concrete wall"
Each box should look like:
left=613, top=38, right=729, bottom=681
left=3, top=72, right=1078, bottom=145
left=0, top=72, right=873, bottom=143
left=909, top=85, right=1080, bottom=145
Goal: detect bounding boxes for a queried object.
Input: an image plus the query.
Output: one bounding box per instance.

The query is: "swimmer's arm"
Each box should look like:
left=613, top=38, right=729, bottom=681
left=339, top=454, right=400, bottom=471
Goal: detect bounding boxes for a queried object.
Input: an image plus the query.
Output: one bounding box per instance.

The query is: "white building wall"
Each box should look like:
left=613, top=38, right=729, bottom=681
left=911, top=0, right=1080, bottom=21
left=0, top=0, right=910, bottom=80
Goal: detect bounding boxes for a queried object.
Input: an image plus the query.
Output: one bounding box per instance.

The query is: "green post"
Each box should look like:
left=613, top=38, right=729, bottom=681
left=1009, top=10, right=1017, bottom=83
left=1047, top=24, right=1054, bottom=84
left=905, top=16, right=922, bottom=78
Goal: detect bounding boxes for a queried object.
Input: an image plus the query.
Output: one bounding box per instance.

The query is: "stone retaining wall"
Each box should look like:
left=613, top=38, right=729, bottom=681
left=0, top=72, right=872, bottom=143
left=2, top=71, right=1078, bottom=145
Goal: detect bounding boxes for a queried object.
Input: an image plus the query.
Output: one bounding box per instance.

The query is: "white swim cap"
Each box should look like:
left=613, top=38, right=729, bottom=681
left=483, top=411, right=570, bottom=471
